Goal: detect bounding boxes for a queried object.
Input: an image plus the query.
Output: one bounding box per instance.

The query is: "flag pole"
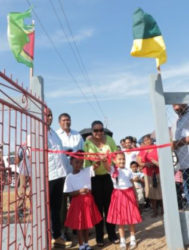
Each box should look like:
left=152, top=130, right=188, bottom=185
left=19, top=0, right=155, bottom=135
left=29, top=19, right=35, bottom=80
left=29, top=65, right=34, bottom=79
left=157, top=66, right=161, bottom=74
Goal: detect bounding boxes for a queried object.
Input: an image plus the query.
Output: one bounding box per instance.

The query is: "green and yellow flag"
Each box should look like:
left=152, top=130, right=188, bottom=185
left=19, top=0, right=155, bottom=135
left=7, top=8, right=34, bottom=68
left=130, top=8, right=167, bottom=68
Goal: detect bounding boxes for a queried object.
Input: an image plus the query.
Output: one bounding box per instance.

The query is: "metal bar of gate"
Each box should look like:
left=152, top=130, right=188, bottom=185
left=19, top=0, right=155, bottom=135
left=0, top=73, right=50, bottom=250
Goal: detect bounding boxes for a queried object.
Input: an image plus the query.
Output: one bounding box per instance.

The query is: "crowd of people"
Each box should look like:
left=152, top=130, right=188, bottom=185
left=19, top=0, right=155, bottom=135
left=14, top=104, right=189, bottom=250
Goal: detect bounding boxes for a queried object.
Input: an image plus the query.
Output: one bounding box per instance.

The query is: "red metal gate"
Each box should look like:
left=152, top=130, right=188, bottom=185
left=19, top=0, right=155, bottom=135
left=0, top=71, right=51, bottom=250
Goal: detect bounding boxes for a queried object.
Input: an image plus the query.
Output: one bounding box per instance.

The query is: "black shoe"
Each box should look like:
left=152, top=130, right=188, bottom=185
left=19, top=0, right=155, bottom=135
left=109, top=237, right=119, bottom=244
left=72, top=229, right=77, bottom=235
left=64, top=232, right=72, bottom=241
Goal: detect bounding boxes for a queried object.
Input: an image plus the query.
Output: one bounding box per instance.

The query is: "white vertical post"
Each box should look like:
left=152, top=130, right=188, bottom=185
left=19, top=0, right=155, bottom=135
left=29, top=76, right=49, bottom=249
left=149, top=74, right=184, bottom=250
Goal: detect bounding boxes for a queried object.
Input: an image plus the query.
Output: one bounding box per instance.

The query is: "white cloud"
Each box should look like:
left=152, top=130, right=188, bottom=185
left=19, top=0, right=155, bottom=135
left=162, top=62, right=189, bottom=91
left=46, top=70, right=149, bottom=103
left=36, top=28, right=95, bottom=48
left=0, top=27, right=94, bottom=52
left=163, top=62, right=189, bottom=80
left=46, top=61, right=189, bottom=104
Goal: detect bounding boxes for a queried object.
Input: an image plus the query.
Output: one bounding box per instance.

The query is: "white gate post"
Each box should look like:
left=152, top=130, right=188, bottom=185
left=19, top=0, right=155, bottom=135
left=149, top=74, right=184, bottom=250
left=29, top=76, right=49, bottom=250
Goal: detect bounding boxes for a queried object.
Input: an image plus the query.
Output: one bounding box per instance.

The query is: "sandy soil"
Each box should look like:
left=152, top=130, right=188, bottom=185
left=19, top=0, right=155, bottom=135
left=3, top=191, right=187, bottom=250
left=52, top=209, right=166, bottom=250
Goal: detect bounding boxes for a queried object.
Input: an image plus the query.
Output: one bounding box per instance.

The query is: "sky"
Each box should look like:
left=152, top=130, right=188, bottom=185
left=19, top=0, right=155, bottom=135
left=1, top=0, right=189, bottom=144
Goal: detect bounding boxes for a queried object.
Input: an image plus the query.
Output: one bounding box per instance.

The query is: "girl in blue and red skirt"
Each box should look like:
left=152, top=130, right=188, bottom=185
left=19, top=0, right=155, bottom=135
left=64, top=151, right=102, bottom=250
left=106, top=152, right=142, bottom=250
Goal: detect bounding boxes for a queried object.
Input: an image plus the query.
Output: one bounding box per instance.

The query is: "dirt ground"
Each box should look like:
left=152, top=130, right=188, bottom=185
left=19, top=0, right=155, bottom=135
left=3, top=191, right=186, bottom=250
left=52, top=209, right=166, bottom=250
left=2, top=191, right=166, bottom=249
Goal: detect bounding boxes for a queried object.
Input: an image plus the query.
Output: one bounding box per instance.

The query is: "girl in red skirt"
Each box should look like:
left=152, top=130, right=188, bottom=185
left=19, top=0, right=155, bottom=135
left=64, top=151, right=102, bottom=250
left=106, top=152, right=142, bottom=250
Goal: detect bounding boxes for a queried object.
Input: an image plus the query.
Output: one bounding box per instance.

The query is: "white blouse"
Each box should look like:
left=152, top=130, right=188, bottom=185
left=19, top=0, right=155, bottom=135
left=110, top=166, right=133, bottom=190
left=64, top=166, right=94, bottom=193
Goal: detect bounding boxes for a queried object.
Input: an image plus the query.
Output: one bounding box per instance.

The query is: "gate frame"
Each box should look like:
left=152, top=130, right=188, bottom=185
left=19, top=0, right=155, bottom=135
left=0, top=71, right=51, bottom=250
left=149, top=73, right=189, bottom=250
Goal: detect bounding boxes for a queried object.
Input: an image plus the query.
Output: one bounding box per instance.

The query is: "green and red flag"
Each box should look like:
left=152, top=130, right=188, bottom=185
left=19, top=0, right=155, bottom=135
left=130, top=8, right=167, bottom=68
left=7, top=8, right=34, bottom=68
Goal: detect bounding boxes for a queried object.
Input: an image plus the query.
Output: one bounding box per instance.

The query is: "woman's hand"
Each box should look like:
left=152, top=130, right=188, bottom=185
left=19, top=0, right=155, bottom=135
left=145, top=162, right=154, bottom=168
left=150, top=159, right=159, bottom=166
left=138, top=162, right=145, bottom=169
left=99, top=154, right=107, bottom=162
left=93, top=161, right=101, bottom=169
left=133, top=176, right=139, bottom=182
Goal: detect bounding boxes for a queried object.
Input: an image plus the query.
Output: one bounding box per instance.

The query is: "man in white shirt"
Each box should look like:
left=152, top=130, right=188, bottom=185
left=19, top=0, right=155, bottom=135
left=46, top=109, right=71, bottom=247
left=56, top=113, right=84, bottom=240
left=56, top=113, right=84, bottom=174
left=172, top=104, right=189, bottom=206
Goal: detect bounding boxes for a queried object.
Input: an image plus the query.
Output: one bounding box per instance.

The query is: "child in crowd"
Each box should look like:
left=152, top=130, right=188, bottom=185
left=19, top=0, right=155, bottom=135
left=63, top=151, right=102, bottom=250
left=106, top=153, right=142, bottom=250
left=130, top=161, right=145, bottom=210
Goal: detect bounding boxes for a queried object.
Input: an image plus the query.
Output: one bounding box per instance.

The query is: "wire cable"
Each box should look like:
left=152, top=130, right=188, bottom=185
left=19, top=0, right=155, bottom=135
left=58, top=0, right=107, bottom=121
left=25, top=0, right=101, bottom=117
left=48, top=0, right=106, bottom=121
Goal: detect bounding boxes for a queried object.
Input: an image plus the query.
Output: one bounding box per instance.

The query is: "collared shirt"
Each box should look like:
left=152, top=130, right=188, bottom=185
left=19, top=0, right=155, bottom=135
left=48, top=128, right=69, bottom=180
left=56, top=128, right=84, bottom=151
left=56, top=128, right=84, bottom=174
left=173, top=108, right=189, bottom=170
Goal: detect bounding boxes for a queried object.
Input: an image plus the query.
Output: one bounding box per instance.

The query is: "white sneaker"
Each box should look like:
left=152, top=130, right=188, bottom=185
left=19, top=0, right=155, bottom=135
left=129, top=240, right=137, bottom=249
left=120, top=242, right=126, bottom=250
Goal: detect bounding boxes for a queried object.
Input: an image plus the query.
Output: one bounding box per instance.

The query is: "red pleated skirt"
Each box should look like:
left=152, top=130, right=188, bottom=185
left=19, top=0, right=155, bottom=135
left=65, top=193, right=102, bottom=230
left=107, top=187, right=142, bottom=225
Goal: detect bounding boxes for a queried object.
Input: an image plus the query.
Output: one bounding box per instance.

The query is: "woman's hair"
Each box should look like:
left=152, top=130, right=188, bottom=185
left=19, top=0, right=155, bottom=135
left=120, top=138, right=125, bottom=143
left=91, top=120, right=103, bottom=128
left=70, top=150, right=84, bottom=162
left=142, top=134, right=151, bottom=142
left=125, top=136, right=133, bottom=142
